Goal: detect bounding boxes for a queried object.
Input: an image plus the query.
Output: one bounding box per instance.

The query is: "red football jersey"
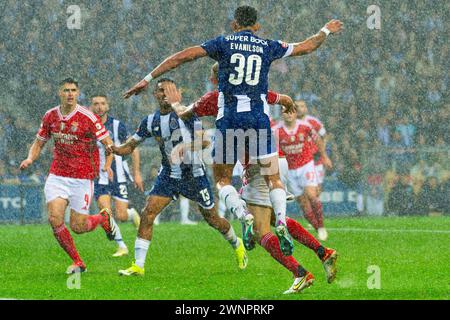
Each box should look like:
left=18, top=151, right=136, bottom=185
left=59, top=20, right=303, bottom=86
left=192, top=90, right=280, bottom=117
left=36, top=105, right=109, bottom=179
left=273, top=120, right=315, bottom=170
left=303, top=115, right=326, bottom=164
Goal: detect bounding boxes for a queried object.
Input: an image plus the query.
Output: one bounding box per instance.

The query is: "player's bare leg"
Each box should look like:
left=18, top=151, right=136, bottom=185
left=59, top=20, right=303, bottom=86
left=69, top=205, right=117, bottom=241
left=47, top=198, right=85, bottom=274
left=250, top=204, right=314, bottom=293
left=298, top=194, right=319, bottom=231
left=304, top=186, right=327, bottom=241
left=96, top=196, right=129, bottom=257
left=198, top=206, right=247, bottom=269
left=119, top=195, right=171, bottom=276
left=260, top=155, right=293, bottom=256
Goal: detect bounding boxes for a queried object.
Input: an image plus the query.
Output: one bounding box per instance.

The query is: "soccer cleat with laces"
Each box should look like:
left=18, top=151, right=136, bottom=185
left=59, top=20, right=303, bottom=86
left=241, top=213, right=255, bottom=251
left=66, top=261, right=87, bottom=274
left=112, top=247, right=129, bottom=257
left=275, top=223, right=294, bottom=256
left=234, top=237, right=248, bottom=270
left=322, top=248, right=338, bottom=283
left=100, top=208, right=117, bottom=241
left=118, top=262, right=145, bottom=276
left=283, top=272, right=315, bottom=294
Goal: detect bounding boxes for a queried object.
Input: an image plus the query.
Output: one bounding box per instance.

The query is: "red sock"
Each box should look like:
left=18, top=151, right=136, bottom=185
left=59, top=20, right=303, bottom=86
left=311, top=200, right=324, bottom=228
left=86, top=214, right=105, bottom=232
left=260, top=232, right=304, bottom=278
left=52, top=224, right=82, bottom=263
left=286, top=217, right=321, bottom=252
left=304, top=210, right=319, bottom=230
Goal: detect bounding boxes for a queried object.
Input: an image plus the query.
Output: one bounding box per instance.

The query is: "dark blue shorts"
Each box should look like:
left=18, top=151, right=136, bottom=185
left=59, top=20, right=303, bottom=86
left=213, top=111, right=277, bottom=164
left=94, top=182, right=129, bottom=202
left=146, top=171, right=214, bottom=209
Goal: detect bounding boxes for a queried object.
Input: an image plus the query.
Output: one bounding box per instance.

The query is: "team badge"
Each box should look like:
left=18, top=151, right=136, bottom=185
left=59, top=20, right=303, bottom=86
left=71, top=122, right=79, bottom=132
left=170, top=118, right=179, bottom=130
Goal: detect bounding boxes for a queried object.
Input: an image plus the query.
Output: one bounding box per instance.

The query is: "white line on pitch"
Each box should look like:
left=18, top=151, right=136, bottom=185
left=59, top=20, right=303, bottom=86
left=325, top=227, right=450, bottom=234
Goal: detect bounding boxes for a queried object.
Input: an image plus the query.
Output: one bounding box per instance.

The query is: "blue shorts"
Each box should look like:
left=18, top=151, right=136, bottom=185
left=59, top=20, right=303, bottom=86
left=146, top=170, right=214, bottom=209
left=213, top=111, right=277, bottom=164
left=94, top=182, right=129, bottom=202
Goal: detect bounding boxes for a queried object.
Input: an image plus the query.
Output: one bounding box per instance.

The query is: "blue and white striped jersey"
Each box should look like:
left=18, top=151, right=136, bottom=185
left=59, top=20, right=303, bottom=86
left=97, top=116, right=133, bottom=185
left=201, top=30, right=294, bottom=120
left=133, top=111, right=205, bottom=179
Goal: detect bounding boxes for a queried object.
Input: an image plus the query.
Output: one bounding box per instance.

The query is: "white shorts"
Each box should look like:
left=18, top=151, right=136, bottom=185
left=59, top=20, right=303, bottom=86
left=44, top=174, right=94, bottom=215
left=315, top=163, right=325, bottom=184
left=240, top=158, right=289, bottom=208
left=287, top=161, right=318, bottom=197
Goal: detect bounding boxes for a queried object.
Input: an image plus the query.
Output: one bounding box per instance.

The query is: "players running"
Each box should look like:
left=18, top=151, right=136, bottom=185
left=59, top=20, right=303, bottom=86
left=123, top=6, right=342, bottom=257
left=111, top=79, right=247, bottom=275
left=20, top=78, right=118, bottom=274
left=91, top=94, right=144, bottom=257
left=273, top=102, right=332, bottom=244
left=295, top=100, right=331, bottom=240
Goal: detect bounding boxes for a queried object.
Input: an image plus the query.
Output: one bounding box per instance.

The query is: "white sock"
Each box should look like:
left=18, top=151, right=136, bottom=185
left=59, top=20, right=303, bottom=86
left=127, top=208, right=137, bottom=222
left=218, top=199, right=227, bottom=218
left=269, top=188, right=287, bottom=226
left=113, top=220, right=127, bottom=249
left=180, top=197, right=190, bottom=221
left=135, top=237, right=150, bottom=268
left=223, top=225, right=239, bottom=249
left=219, top=185, right=246, bottom=221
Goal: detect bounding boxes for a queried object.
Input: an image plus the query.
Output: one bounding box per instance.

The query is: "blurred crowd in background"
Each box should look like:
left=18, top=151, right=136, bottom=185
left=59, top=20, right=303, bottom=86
left=0, top=1, right=448, bottom=215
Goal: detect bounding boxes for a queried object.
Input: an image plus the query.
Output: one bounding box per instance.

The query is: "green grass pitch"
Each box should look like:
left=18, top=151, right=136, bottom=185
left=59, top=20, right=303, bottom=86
left=0, top=216, right=448, bottom=300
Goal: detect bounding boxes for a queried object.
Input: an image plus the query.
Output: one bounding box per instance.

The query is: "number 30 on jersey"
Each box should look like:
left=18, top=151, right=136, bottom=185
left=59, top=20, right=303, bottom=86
left=228, top=54, right=262, bottom=86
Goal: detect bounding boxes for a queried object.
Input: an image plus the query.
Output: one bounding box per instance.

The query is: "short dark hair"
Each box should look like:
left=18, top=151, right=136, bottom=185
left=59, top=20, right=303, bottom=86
left=234, top=6, right=258, bottom=27
left=155, top=78, right=175, bottom=90
left=59, top=77, right=79, bottom=88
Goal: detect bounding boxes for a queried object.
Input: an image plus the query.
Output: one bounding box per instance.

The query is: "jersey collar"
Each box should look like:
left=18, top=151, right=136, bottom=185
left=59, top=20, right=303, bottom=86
left=57, top=104, right=80, bottom=121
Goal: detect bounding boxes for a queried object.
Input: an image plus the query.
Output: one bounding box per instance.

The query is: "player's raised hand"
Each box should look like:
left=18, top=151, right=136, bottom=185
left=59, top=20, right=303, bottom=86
left=325, top=19, right=344, bottom=34
left=123, top=79, right=149, bottom=99
left=164, top=82, right=182, bottom=105
left=170, top=143, right=186, bottom=165
left=19, top=159, right=33, bottom=170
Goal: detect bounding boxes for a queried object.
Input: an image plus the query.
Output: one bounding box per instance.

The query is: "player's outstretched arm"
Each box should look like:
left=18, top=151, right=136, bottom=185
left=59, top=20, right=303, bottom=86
left=111, top=137, right=140, bottom=156
left=123, top=46, right=208, bottom=99
left=290, top=19, right=343, bottom=57
left=19, top=138, right=46, bottom=170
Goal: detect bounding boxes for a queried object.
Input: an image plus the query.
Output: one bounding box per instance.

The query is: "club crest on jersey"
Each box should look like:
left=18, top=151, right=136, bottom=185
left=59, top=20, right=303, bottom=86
left=71, top=122, right=79, bottom=132
left=170, top=118, right=178, bottom=130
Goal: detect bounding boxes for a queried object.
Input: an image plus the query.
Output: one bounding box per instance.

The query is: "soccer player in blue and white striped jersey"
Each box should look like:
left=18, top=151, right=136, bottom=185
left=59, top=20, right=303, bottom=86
left=114, top=79, right=248, bottom=276
left=91, top=95, right=144, bottom=257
